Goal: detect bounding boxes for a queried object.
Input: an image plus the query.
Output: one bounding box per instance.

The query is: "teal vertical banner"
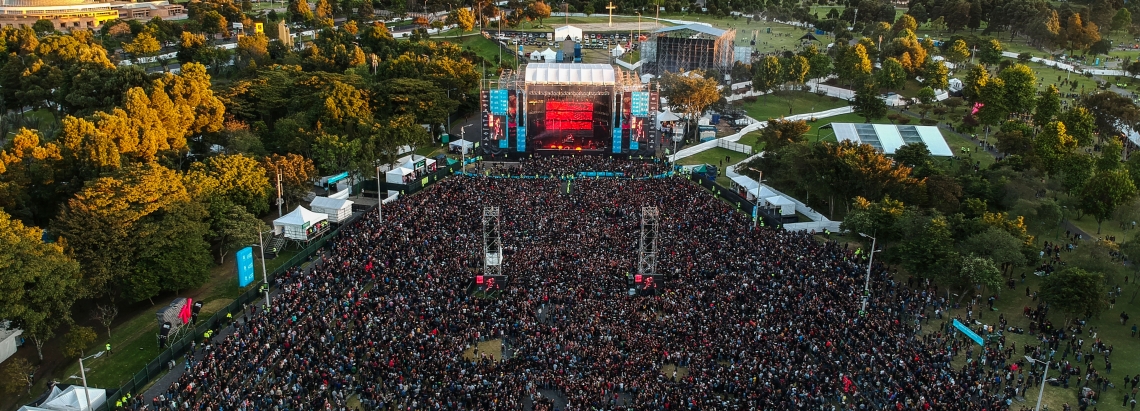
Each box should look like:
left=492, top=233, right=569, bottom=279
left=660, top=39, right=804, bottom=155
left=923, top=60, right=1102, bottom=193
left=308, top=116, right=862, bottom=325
left=237, top=247, right=254, bottom=287
left=953, top=319, right=985, bottom=346
left=517, top=126, right=526, bottom=151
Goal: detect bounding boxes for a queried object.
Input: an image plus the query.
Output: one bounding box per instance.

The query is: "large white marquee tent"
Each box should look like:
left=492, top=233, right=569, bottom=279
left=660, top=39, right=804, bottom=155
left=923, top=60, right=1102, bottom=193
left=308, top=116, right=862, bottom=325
left=832, top=123, right=953, bottom=156
left=18, top=385, right=106, bottom=411
left=273, top=206, right=329, bottom=241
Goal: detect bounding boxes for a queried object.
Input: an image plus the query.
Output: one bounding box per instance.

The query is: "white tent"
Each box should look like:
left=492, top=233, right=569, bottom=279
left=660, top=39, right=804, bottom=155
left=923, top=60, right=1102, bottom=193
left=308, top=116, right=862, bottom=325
left=728, top=175, right=778, bottom=200
left=0, top=323, right=21, bottom=365
left=540, top=48, right=558, bottom=63
left=449, top=139, right=474, bottom=154
left=530, top=50, right=543, bottom=60
left=310, top=196, right=353, bottom=223
left=273, top=206, right=329, bottom=241
left=18, top=385, right=107, bottom=411
left=611, top=44, right=626, bottom=58
left=386, top=167, right=415, bottom=184
left=554, top=25, right=583, bottom=42
left=765, top=195, right=796, bottom=216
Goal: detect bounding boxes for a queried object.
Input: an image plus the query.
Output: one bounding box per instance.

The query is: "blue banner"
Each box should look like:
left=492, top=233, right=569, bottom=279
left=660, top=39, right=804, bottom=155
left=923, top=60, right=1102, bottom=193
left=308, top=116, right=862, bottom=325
left=237, top=247, right=255, bottom=288
left=631, top=139, right=639, bottom=151
left=499, top=138, right=508, bottom=149
left=490, top=90, right=508, bottom=115
left=612, top=128, right=623, bottom=153
left=631, top=92, right=649, bottom=117
left=952, top=319, right=984, bottom=346
left=517, top=126, right=526, bottom=151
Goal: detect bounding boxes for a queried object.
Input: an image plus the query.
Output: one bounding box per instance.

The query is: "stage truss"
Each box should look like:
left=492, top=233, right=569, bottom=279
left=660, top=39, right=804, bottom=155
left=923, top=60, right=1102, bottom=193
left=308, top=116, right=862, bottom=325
left=483, top=206, right=502, bottom=276
left=637, top=206, right=659, bottom=277
left=641, top=26, right=736, bottom=78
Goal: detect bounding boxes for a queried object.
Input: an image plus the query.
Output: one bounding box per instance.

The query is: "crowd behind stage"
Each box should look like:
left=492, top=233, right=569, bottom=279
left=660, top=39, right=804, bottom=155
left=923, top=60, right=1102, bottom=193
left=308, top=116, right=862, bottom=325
left=151, top=157, right=1018, bottom=411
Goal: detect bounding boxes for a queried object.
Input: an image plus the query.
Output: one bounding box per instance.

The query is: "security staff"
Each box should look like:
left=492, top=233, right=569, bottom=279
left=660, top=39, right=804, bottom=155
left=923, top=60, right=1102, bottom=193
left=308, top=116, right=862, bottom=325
left=105, top=343, right=112, bottom=354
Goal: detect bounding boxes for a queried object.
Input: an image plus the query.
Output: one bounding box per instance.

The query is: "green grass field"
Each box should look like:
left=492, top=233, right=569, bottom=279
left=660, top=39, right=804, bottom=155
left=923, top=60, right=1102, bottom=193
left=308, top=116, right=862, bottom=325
left=736, top=90, right=850, bottom=120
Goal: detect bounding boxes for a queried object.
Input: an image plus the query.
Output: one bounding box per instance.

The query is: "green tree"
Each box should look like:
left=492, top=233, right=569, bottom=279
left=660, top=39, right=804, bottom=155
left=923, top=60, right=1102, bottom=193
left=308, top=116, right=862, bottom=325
left=963, top=227, right=1026, bottom=274
left=959, top=254, right=1002, bottom=293
left=1034, top=121, right=1077, bottom=176
left=187, top=154, right=271, bottom=216
left=1112, top=8, right=1132, bottom=34
left=962, top=64, right=989, bottom=103
left=751, top=55, right=782, bottom=95
left=0, top=357, right=34, bottom=395
left=62, top=326, right=97, bottom=359
left=998, top=64, right=1037, bottom=115
left=261, top=153, right=317, bottom=212
left=944, top=39, right=971, bottom=66
left=977, top=39, right=1003, bottom=66
left=877, top=57, right=907, bottom=90
left=892, top=14, right=917, bottom=34
left=1078, top=168, right=1138, bottom=233
left=1096, top=138, right=1123, bottom=172
left=449, top=8, right=476, bottom=32
left=894, top=142, right=933, bottom=170
left=1040, top=267, right=1107, bottom=320
left=290, top=0, right=314, bottom=22
left=853, top=81, right=887, bottom=123
left=784, top=55, right=810, bottom=87
left=1034, top=84, right=1061, bottom=126
left=1060, top=106, right=1096, bottom=147
left=837, top=44, right=872, bottom=85
left=757, top=118, right=810, bottom=152
left=312, top=133, right=361, bottom=175
left=0, top=208, right=80, bottom=345
left=840, top=195, right=906, bottom=240
left=32, top=19, right=54, bottom=35
left=123, top=30, right=161, bottom=59
left=659, top=70, right=720, bottom=142
left=807, top=53, right=832, bottom=86
left=923, top=59, right=949, bottom=90
left=916, top=86, right=936, bottom=105
left=895, top=212, right=959, bottom=284
left=528, top=1, right=551, bottom=25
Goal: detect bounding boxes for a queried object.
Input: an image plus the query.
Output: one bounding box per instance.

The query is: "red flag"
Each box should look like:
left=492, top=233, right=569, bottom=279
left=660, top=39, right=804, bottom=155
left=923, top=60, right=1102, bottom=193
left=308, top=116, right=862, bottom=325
left=178, top=299, right=193, bottom=324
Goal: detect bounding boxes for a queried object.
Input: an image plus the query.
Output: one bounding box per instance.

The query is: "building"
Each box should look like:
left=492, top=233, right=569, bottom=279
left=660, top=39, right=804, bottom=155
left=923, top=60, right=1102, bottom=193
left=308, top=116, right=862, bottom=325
left=0, top=0, right=117, bottom=31
left=640, top=23, right=735, bottom=79
left=831, top=123, right=954, bottom=156
left=110, top=0, right=185, bottom=22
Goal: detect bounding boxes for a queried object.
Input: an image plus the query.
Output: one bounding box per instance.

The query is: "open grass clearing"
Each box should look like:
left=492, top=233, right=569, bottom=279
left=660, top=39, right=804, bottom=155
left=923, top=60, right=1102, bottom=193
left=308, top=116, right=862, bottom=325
left=462, top=338, right=503, bottom=361
left=735, top=90, right=849, bottom=121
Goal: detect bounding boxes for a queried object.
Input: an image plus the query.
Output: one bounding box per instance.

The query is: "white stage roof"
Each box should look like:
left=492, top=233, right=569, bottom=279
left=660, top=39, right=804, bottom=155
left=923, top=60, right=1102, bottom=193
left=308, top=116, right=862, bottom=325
left=832, top=123, right=953, bottom=156
left=525, top=63, right=616, bottom=85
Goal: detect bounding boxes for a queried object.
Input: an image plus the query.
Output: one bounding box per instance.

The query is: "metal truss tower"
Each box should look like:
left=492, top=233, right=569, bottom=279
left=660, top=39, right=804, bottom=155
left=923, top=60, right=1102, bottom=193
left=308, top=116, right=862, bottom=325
left=483, top=206, right=503, bottom=276
left=637, top=206, right=659, bottom=277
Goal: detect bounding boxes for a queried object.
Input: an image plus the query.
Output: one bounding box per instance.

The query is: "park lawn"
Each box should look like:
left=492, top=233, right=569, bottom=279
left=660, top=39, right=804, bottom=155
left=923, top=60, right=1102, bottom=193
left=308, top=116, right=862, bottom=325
left=657, top=12, right=815, bottom=50
left=736, top=91, right=849, bottom=120
left=929, top=244, right=1140, bottom=411
left=509, top=16, right=665, bottom=32
left=442, top=34, right=517, bottom=68
left=621, top=49, right=640, bottom=63
left=675, top=146, right=744, bottom=186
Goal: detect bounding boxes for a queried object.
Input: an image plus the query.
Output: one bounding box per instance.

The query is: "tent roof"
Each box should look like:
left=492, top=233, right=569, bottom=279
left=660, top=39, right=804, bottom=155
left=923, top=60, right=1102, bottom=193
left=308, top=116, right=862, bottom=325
left=612, top=44, right=625, bottom=52
left=653, top=23, right=726, bottom=37
left=658, top=109, right=680, bottom=122
left=274, top=206, right=327, bottom=227
left=449, top=139, right=474, bottom=148
left=799, top=32, right=819, bottom=41
left=19, top=385, right=106, bottom=411
left=833, top=123, right=953, bottom=156
left=525, top=63, right=615, bottom=85
left=728, top=175, right=779, bottom=197
left=387, top=167, right=414, bottom=176
left=766, top=196, right=795, bottom=206
left=310, top=196, right=353, bottom=210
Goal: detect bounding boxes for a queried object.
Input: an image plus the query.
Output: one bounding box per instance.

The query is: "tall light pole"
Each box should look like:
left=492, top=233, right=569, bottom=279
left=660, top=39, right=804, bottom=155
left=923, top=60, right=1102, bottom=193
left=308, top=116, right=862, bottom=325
left=256, top=229, right=271, bottom=307
left=76, top=350, right=106, bottom=411
left=1025, top=356, right=1051, bottom=411
left=375, top=164, right=384, bottom=221
left=747, top=167, right=764, bottom=229
left=857, top=233, right=879, bottom=315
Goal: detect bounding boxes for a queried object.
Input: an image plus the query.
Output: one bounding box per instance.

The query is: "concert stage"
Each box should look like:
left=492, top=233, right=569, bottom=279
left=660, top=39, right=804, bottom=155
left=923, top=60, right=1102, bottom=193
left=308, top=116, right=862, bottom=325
left=481, top=63, right=657, bottom=157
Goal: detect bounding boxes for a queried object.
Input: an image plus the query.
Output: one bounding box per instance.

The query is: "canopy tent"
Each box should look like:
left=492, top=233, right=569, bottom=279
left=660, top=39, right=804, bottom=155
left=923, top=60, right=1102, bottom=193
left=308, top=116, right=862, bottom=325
left=728, top=175, right=778, bottom=200
left=310, top=196, right=353, bottom=223
left=19, top=385, right=107, bottom=411
left=833, top=123, right=953, bottom=156
left=386, top=167, right=415, bottom=184
left=798, top=32, right=820, bottom=42
left=765, top=195, right=796, bottom=216
left=611, top=44, right=626, bottom=57
left=554, top=25, right=583, bottom=41
left=328, top=188, right=351, bottom=200
left=0, top=322, right=22, bottom=365
left=449, top=139, right=474, bottom=154
left=273, top=206, right=329, bottom=241
left=529, top=50, right=543, bottom=60
left=656, top=109, right=681, bottom=130
left=540, top=48, right=558, bottom=63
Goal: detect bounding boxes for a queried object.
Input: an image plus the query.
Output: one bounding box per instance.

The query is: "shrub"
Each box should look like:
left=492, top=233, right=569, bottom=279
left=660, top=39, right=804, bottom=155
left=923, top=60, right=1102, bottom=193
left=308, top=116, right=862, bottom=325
left=920, top=118, right=939, bottom=126
left=897, top=117, right=912, bottom=125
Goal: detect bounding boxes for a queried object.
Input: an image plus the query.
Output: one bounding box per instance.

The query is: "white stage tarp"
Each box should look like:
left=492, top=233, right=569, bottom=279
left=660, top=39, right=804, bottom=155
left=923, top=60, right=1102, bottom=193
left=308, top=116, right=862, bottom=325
left=525, top=63, right=616, bottom=85
left=19, top=385, right=106, bottom=411
left=554, top=25, right=583, bottom=41
left=273, top=206, right=328, bottom=241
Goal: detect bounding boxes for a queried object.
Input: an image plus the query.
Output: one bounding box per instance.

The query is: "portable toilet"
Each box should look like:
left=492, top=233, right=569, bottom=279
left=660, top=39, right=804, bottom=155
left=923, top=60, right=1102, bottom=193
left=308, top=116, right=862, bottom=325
left=574, top=43, right=582, bottom=62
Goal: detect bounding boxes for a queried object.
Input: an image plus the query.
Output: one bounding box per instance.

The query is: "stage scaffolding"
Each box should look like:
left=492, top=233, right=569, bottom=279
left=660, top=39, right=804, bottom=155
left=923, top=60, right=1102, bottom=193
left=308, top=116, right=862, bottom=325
left=483, top=206, right=502, bottom=277
left=642, top=24, right=736, bottom=78
left=637, top=206, right=659, bottom=277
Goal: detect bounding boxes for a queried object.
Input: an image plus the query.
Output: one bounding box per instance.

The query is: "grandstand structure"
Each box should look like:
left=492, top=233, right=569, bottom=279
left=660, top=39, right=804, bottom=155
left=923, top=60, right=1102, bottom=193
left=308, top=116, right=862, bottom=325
left=640, top=23, right=736, bottom=79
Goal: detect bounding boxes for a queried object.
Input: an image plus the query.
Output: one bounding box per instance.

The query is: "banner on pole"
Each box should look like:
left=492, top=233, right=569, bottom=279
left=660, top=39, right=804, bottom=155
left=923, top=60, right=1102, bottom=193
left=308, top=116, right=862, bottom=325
left=237, top=247, right=255, bottom=288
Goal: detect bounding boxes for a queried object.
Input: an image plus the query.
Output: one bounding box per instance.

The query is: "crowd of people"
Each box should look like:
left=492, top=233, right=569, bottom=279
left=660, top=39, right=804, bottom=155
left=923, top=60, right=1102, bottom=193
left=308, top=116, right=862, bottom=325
left=483, top=155, right=671, bottom=178
left=146, top=157, right=1019, bottom=410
